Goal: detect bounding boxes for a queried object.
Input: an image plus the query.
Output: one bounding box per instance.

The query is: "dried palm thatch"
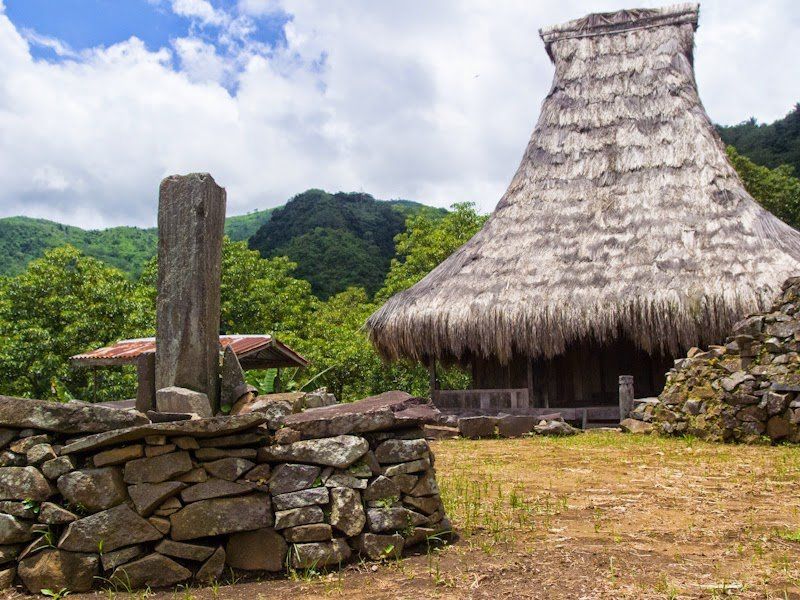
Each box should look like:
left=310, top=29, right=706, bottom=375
left=367, top=3, right=800, bottom=364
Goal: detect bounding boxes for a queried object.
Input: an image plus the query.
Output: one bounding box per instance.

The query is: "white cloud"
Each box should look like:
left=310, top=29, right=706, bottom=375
left=170, top=0, right=226, bottom=27
left=0, top=1, right=798, bottom=229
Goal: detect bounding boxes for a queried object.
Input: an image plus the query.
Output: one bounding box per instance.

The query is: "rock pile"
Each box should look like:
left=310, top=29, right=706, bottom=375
left=627, top=276, right=800, bottom=443
left=457, top=414, right=579, bottom=439
left=0, top=391, right=448, bottom=593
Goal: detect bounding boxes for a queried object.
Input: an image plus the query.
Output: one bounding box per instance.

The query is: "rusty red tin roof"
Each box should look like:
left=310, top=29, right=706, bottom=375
left=71, top=334, right=308, bottom=369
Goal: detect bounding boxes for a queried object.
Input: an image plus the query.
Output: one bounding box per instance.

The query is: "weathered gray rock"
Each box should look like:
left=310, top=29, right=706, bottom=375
left=156, top=386, right=213, bottom=418
left=60, top=414, right=266, bottom=454
left=38, top=502, right=78, bottom=525
left=226, top=528, right=287, bottom=571
left=18, top=548, right=99, bottom=593
left=384, top=458, right=430, bottom=477
left=274, top=505, right=324, bottom=529
left=170, top=494, right=272, bottom=540
left=721, top=371, right=752, bottom=392
left=58, top=504, right=163, bottom=552
left=9, top=434, right=50, bottom=454
left=357, top=532, right=404, bottom=560
left=273, top=487, right=329, bottom=511
left=26, top=443, right=57, bottom=466
left=233, top=396, right=294, bottom=428
left=155, top=539, right=215, bottom=562
left=195, top=447, right=257, bottom=460
left=324, top=471, right=367, bottom=490
left=176, top=467, right=208, bottom=483
left=268, top=464, right=321, bottom=495
left=0, top=430, right=13, bottom=451
left=0, top=451, right=25, bottom=467
left=220, top=346, right=257, bottom=413
left=128, top=481, right=186, bottom=516
left=180, top=478, right=254, bottom=503
left=0, top=466, right=52, bottom=501
left=765, top=391, right=792, bottom=416
left=366, top=507, right=427, bottom=533
left=258, top=435, right=368, bottom=468
left=110, top=552, right=191, bottom=589
left=93, top=444, right=144, bottom=467
left=374, top=439, right=429, bottom=464
left=196, top=546, right=226, bottom=583
left=0, top=566, right=13, bottom=590
left=283, top=391, right=439, bottom=439
left=620, top=418, right=655, bottom=434
left=496, top=415, right=539, bottom=437
left=282, top=523, right=332, bottom=542
left=41, top=456, right=75, bottom=480
left=0, top=396, right=148, bottom=434
left=330, top=487, right=366, bottom=536
left=156, top=173, right=225, bottom=413
left=0, top=501, right=35, bottom=519
left=242, top=463, right=271, bottom=485
left=534, top=420, right=579, bottom=436
left=403, top=495, right=443, bottom=515
left=409, top=470, right=440, bottom=497
left=767, top=415, right=792, bottom=440
left=203, top=457, right=255, bottom=481
left=57, top=467, right=128, bottom=513
left=0, top=544, right=21, bottom=565
left=100, top=545, right=144, bottom=571
left=290, top=539, right=351, bottom=569
left=0, top=514, right=31, bottom=544
left=458, top=416, right=497, bottom=439
left=364, top=475, right=400, bottom=501
left=148, top=515, right=171, bottom=535
left=123, top=451, right=193, bottom=484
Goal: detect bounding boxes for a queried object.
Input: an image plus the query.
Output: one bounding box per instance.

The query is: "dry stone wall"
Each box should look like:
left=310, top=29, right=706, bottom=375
left=627, top=277, right=800, bottom=443
left=0, top=392, right=449, bottom=594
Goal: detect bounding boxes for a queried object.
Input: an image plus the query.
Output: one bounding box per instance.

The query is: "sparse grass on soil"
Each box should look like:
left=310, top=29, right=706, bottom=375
left=21, top=431, right=800, bottom=600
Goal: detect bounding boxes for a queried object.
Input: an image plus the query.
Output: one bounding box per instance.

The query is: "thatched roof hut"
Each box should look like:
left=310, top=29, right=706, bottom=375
left=366, top=4, right=800, bottom=410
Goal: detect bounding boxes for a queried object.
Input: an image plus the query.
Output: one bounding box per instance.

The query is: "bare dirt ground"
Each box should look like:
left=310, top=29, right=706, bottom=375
left=18, top=431, right=800, bottom=600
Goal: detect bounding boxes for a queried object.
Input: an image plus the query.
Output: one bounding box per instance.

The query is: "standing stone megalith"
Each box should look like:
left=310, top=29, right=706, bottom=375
left=156, top=173, right=226, bottom=413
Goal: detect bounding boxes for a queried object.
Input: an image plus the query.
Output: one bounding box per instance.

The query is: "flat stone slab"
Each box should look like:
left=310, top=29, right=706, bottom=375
left=61, top=414, right=266, bottom=454
left=258, top=435, right=369, bottom=468
left=283, top=391, right=439, bottom=439
left=169, top=494, right=272, bottom=540
left=0, top=396, right=149, bottom=434
left=58, top=504, right=163, bottom=553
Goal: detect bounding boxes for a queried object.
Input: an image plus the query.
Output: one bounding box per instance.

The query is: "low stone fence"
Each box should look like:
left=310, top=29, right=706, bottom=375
left=625, top=276, right=800, bottom=443
left=0, top=392, right=449, bottom=594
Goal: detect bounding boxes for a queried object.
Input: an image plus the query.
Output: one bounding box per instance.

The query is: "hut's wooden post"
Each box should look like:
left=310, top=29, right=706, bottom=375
left=526, top=357, right=534, bottom=408
left=136, top=353, right=156, bottom=413
left=428, top=356, right=437, bottom=402
left=618, top=375, right=634, bottom=421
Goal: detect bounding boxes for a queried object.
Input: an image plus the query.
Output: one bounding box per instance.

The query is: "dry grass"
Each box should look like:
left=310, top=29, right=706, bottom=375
left=56, top=432, right=800, bottom=600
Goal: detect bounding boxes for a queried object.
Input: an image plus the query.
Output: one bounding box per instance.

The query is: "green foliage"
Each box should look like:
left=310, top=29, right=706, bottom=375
left=378, top=202, right=488, bottom=301
left=0, top=246, right=153, bottom=401
left=727, top=146, right=800, bottom=228
left=248, top=189, right=438, bottom=298
left=718, top=104, right=800, bottom=176
left=224, top=208, right=274, bottom=241
left=0, top=217, right=158, bottom=279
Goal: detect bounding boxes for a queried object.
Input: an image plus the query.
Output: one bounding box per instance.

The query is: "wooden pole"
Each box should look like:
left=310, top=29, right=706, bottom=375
left=618, top=375, right=634, bottom=421
left=428, top=356, right=437, bottom=402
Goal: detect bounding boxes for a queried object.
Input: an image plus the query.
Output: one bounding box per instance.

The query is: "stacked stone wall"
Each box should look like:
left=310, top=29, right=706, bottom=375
left=0, top=392, right=448, bottom=593
left=629, top=277, right=800, bottom=443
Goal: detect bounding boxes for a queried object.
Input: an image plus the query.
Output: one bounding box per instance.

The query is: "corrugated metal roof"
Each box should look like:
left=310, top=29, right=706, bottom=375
left=71, top=334, right=308, bottom=369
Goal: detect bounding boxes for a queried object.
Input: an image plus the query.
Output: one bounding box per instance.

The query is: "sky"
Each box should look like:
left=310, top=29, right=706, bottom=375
left=0, top=0, right=798, bottom=229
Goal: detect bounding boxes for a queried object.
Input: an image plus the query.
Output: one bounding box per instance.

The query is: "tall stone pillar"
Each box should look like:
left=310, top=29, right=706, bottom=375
left=156, top=173, right=226, bottom=412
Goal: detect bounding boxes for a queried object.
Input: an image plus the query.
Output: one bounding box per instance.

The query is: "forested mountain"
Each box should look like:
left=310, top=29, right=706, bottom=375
left=248, top=190, right=445, bottom=298
left=718, top=104, right=800, bottom=176
left=0, top=208, right=272, bottom=279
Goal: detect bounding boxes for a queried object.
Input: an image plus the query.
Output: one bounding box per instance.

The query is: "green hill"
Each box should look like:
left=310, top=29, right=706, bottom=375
left=718, top=104, right=800, bottom=175
left=248, top=190, right=444, bottom=298
left=0, top=208, right=274, bottom=279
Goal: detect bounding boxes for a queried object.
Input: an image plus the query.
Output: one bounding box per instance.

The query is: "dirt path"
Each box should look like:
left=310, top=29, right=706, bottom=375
left=21, top=432, right=800, bottom=599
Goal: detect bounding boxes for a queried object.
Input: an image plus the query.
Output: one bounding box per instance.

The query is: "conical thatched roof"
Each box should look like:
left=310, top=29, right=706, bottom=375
left=367, top=3, right=800, bottom=364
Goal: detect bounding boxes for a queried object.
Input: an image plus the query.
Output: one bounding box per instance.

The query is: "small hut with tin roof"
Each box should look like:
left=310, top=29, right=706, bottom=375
left=366, top=4, right=800, bottom=417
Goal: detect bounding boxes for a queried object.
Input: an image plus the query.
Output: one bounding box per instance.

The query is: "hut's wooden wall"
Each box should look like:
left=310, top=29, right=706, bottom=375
left=471, top=339, right=673, bottom=407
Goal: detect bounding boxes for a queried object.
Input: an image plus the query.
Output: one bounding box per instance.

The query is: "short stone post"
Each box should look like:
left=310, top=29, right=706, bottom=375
left=135, top=352, right=156, bottom=413
left=155, top=173, right=226, bottom=413
left=619, top=375, right=634, bottom=421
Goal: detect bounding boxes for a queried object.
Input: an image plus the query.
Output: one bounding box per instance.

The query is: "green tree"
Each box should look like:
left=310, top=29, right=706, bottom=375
left=0, top=246, right=153, bottom=401
left=727, top=146, right=800, bottom=228
left=378, top=202, right=488, bottom=301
